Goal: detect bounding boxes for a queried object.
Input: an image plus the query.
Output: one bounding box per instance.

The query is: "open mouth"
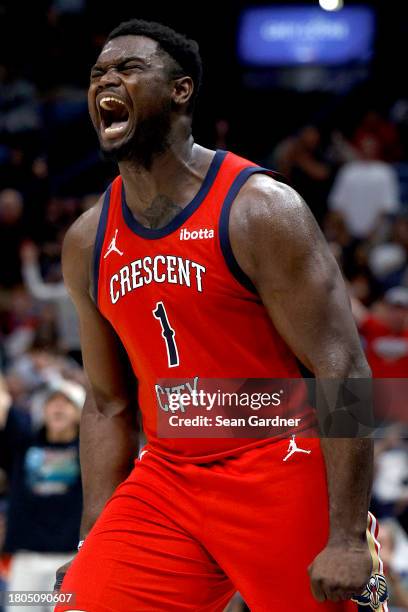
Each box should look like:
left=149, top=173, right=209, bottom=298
left=98, top=95, right=130, bottom=138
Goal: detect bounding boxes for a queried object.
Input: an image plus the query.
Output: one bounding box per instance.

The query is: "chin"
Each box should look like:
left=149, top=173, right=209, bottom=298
left=99, top=135, right=136, bottom=163
left=98, top=110, right=172, bottom=168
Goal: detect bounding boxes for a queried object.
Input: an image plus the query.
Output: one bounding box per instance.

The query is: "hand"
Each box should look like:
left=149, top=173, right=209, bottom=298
left=53, top=558, right=74, bottom=594
left=308, top=542, right=371, bottom=602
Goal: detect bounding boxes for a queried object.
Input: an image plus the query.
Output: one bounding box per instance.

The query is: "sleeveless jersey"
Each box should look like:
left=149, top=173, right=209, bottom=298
left=94, top=150, right=315, bottom=462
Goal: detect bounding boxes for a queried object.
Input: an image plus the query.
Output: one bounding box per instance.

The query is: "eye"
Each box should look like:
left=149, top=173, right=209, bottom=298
left=90, top=68, right=104, bottom=79
left=120, top=63, right=144, bottom=73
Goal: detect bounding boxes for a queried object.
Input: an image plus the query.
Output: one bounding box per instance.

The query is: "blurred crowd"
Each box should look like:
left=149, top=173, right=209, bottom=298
left=1, top=4, right=408, bottom=611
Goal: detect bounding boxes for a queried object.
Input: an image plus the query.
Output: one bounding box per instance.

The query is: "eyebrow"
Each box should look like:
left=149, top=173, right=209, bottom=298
left=92, top=55, right=149, bottom=70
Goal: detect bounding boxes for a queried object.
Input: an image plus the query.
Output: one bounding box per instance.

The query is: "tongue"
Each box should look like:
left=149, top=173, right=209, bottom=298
left=105, top=120, right=128, bottom=133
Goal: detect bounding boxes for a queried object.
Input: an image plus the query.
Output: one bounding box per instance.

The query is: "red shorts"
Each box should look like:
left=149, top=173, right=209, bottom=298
left=55, top=439, right=384, bottom=612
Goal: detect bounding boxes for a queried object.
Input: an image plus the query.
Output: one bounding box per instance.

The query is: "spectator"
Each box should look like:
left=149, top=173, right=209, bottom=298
left=353, top=110, right=401, bottom=163
left=274, top=125, right=331, bottom=224
left=0, top=65, right=41, bottom=138
left=371, top=427, right=408, bottom=521
left=328, top=137, right=400, bottom=239
left=369, top=244, right=407, bottom=292
left=0, top=376, right=83, bottom=612
left=0, top=189, right=26, bottom=288
left=351, top=287, right=408, bottom=378
left=21, top=243, right=81, bottom=363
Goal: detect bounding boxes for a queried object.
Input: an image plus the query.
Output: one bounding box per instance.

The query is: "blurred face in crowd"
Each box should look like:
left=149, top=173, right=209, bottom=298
left=0, top=189, right=23, bottom=225
left=357, top=136, right=381, bottom=161
left=44, top=393, right=80, bottom=440
left=384, top=303, right=408, bottom=333
left=88, top=35, right=176, bottom=164
left=299, top=126, right=320, bottom=151
left=349, top=274, right=371, bottom=304
left=361, top=110, right=382, bottom=130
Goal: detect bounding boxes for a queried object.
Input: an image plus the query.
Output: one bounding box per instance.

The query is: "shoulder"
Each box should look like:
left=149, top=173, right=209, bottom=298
left=375, top=161, right=397, bottom=176
left=230, top=172, right=316, bottom=244
left=63, top=196, right=104, bottom=254
left=62, top=196, right=104, bottom=296
left=229, top=172, right=336, bottom=285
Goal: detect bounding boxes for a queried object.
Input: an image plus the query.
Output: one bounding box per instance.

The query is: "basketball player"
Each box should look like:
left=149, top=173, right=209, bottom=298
left=54, top=20, right=387, bottom=612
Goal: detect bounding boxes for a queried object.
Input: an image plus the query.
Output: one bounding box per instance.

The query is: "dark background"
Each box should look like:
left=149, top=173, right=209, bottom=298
left=1, top=0, right=407, bottom=195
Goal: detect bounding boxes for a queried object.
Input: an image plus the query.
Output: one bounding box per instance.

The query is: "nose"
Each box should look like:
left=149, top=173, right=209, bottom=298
left=98, top=67, right=122, bottom=89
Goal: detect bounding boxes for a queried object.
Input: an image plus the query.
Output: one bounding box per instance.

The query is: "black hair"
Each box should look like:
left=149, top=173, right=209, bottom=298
left=106, top=19, right=202, bottom=113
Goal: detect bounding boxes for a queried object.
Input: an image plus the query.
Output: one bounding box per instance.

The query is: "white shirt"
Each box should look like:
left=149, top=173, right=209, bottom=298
left=328, top=160, right=400, bottom=238
left=372, top=448, right=408, bottom=502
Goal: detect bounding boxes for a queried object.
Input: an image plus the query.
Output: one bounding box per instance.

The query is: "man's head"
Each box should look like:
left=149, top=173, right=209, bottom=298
left=357, top=136, right=381, bottom=161
left=383, top=286, right=408, bottom=332
left=43, top=380, right=85, bottom=440
left=88, top=19, right=202, bottom=166
left=0, top=189, right=23, bottom=225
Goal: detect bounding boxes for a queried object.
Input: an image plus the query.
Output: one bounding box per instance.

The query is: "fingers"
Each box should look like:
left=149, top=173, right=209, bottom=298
left=310, top=577, right=365, bottom=603
left=310, top=579, right=357, bottom=603
left=53, top=559, right=73, bottom=595
left=53, top=571, right=65, bottom=595
left=310, top=577, right=326, bottom=602
left=309, top=565, right=365, bottom=603
left=308, top=566, right=326, bottom=602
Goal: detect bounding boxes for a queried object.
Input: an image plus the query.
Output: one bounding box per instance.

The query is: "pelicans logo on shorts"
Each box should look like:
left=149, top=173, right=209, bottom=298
left=351, top=573, right=388, bottom=610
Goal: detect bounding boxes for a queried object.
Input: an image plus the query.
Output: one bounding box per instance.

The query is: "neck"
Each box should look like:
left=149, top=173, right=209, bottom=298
left=47, top=426, right=78, bottom=444
left=119, top=120, right=212, bottom=230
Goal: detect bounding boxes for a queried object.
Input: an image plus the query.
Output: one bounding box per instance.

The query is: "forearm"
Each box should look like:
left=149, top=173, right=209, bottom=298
left=321, top=438, right=373, bottom=543
left=317, top=358, right=373, bottom=543
left=79, top=394, right=138, bottom=538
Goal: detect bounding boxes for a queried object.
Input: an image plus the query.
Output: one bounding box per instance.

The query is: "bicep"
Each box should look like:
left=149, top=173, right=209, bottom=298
left=257, top=238, right=356, bottom=373
left=231, top=179, right=367, bottom=376
left=72, top=290, right=136, bottom=410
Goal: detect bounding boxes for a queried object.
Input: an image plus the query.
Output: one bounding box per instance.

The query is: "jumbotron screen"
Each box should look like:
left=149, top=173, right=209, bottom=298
left=237, top=5, right=376, bottom=66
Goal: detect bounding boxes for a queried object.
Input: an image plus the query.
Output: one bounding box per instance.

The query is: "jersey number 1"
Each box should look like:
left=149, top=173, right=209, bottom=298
left=153, top=301, right=180, bottom=368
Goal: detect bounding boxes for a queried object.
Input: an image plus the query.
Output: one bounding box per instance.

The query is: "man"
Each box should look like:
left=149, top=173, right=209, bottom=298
left=352, top=286, right=408, bottom=379
left=0, top=377, right=83, bottom=612
left=328, top=136, right=400, bottom=240
left=55, top=19, right=383, bottom=611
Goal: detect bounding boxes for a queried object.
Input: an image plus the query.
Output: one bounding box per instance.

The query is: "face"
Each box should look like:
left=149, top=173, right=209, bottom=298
left=89, top=35, right=177, bottom=165
left=385, top=303, right=408, bottom=331
left=44, top=394, right=80, bottom=435
left=0, top=189, right=23, bottom=224
left=300, top=126, right=320, bottom=151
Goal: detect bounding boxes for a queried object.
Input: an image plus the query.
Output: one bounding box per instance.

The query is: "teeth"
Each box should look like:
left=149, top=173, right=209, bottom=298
left=104, top=124, right=126, bottom=133
left=100, top=97, right=126, bottom=110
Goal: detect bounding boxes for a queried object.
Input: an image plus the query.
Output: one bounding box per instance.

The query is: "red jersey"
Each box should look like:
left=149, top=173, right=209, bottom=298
left=94, top=150, right=314, bottom=461
left=360, top=315, right=408, bottom=377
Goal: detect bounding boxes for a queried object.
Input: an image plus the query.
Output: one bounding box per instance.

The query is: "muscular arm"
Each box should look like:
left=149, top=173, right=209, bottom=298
left=62, top=205, right=138, bottom=538
left=231, top=176, right=372, bottom=601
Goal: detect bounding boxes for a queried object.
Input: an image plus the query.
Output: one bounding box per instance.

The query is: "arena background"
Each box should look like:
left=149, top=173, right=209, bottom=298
left=1, top=0, right=408, bottom=610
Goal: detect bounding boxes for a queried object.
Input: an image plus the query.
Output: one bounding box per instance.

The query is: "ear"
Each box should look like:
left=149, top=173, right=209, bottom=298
left=172, top=76, right=194, bottom=108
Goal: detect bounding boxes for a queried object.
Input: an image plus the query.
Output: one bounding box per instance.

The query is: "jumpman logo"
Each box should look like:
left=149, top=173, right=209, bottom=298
left=104, top=229, right=123, bottom=259
left=283, top=435, right=311, bottom=462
